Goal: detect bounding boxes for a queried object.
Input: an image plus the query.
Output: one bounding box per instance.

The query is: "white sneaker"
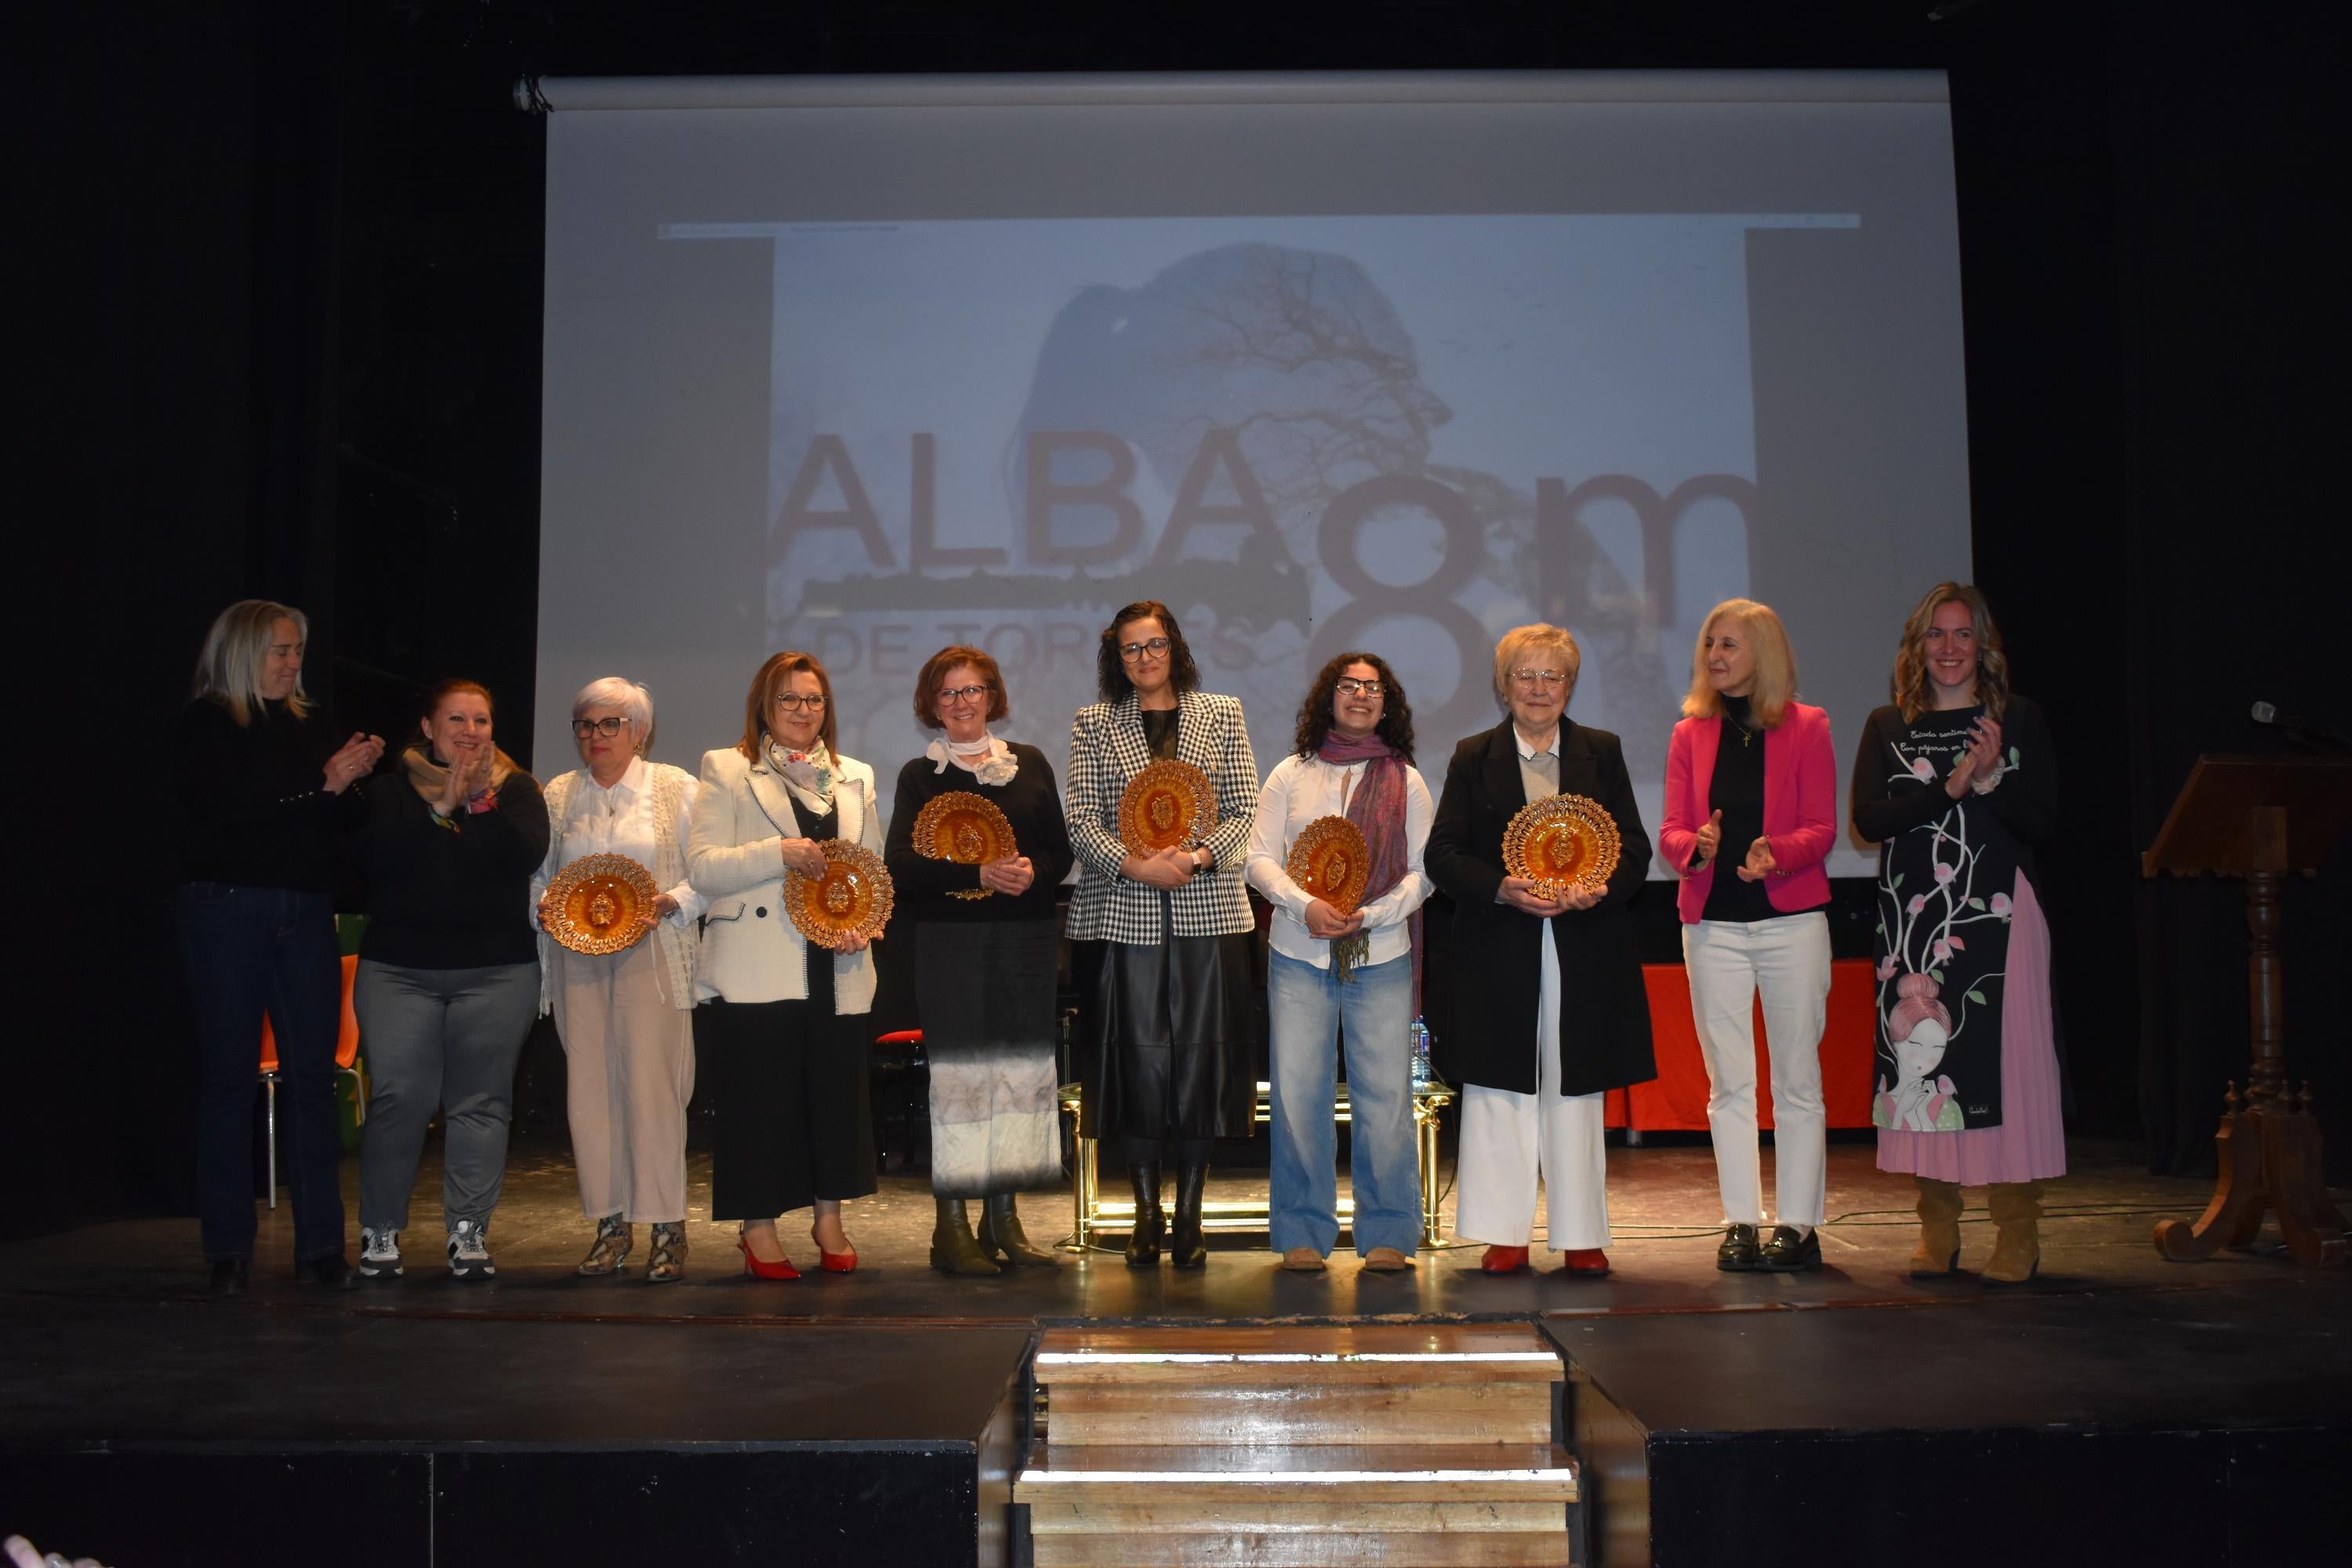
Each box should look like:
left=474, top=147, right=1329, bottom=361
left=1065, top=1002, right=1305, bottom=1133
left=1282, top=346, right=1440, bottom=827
left=447, top=1220, right=495, bottom=1279
left=359, top=1227, right=402, bottom=1278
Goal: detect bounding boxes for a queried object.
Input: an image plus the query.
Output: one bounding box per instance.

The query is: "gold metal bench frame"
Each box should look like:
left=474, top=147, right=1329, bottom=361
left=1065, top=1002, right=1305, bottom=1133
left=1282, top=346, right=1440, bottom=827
left=1057, top=1079, right=1457, bottom=1250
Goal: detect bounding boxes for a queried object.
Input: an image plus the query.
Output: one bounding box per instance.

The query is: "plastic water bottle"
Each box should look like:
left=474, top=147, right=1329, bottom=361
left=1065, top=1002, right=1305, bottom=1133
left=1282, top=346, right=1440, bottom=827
left=1409, top=1018, right=1434, bottom=1087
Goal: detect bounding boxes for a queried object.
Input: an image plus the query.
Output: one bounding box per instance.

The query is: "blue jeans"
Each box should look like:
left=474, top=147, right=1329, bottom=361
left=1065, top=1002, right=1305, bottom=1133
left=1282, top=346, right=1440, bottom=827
left=177, top=884, right=346, bottom=1262
left=1267, top=949, right=1418, bottom=1258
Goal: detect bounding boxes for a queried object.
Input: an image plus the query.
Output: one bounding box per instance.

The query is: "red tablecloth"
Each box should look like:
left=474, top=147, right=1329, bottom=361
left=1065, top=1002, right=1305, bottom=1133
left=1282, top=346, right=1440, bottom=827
left=1603, top=959, right=1878, bottom=1131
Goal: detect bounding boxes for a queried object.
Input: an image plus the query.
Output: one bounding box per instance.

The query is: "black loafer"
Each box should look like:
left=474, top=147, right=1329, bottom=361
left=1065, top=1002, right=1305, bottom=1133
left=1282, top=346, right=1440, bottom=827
left=298, top=1254, right=361, bottom=1290
left=1715, top=1223, right=1762, bottom=1272
left=1761, top=1225, right=1822, bottom=1272
left=207, top=1258, right=250, bottom=1296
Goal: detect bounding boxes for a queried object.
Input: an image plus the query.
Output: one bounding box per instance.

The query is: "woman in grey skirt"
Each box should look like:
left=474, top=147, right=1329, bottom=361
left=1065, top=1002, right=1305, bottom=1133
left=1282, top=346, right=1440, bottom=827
left=884, top=646, right=1074, bottom=1275
left=350, top=680, right=550, bottom=1280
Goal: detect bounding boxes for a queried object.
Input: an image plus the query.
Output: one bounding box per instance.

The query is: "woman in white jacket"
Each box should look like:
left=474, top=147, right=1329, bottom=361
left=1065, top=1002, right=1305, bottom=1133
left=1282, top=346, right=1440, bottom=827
left=688, top=652, right=880, bottom=1280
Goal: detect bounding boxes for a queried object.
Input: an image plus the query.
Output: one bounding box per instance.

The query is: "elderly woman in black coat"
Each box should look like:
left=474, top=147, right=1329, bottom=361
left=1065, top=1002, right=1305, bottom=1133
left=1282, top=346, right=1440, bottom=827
left=1425, top=623, right=1654, bottom=1277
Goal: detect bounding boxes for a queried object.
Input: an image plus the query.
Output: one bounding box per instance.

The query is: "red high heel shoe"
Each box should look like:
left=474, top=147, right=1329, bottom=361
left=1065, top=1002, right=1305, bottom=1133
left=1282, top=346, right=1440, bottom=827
left=1479, top=1245, right=1531, bottom=1274
left=737, top=1233, right=800, bottom=1281
left=810, top=1232, right=858, bottom=1274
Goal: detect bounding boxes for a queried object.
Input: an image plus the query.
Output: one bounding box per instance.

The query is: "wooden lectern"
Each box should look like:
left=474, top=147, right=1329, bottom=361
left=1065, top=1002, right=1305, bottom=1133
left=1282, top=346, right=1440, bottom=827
left=2143, top=754, right=2352, bottom=1267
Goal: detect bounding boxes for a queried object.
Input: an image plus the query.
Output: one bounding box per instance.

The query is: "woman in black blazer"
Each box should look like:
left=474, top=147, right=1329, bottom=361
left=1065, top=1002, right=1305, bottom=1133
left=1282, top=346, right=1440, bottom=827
left=1425, top=624, right=1653, bottom=1276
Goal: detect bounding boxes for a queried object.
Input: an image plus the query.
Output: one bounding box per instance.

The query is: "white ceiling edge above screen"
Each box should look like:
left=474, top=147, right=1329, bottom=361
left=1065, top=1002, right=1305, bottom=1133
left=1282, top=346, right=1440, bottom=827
left=524, top=70, right=1951, bottom=111
left=534, top=69, right=1971, bottom=881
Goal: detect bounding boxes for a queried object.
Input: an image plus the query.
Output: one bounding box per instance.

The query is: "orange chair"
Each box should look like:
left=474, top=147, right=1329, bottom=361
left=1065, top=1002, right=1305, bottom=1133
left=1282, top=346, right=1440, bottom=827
left=258, top=953, right=365, bottom=1208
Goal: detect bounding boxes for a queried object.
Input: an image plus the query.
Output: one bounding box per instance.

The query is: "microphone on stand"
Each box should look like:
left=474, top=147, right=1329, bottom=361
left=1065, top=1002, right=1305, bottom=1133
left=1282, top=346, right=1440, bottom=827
left=2251, top=702, right=2352, bottom=754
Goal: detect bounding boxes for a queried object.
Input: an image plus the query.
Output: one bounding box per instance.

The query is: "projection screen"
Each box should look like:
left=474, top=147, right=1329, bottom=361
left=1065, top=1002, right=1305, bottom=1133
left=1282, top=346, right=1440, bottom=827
left=535, top=71, right=1972, bottom=879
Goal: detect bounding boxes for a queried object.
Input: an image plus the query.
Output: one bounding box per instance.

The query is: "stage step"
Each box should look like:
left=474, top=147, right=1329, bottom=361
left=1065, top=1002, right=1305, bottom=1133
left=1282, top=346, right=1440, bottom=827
left=1036, top=1324, right=1562, bottom=1446
left=1017, top=1327, right=1577, bottom=1566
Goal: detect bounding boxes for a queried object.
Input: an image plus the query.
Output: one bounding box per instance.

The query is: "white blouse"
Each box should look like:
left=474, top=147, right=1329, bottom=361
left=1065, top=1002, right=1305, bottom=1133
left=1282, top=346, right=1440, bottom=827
left=531, top=756, right=705, bottom=928
left=1245, top=753, right=1434, bottom=971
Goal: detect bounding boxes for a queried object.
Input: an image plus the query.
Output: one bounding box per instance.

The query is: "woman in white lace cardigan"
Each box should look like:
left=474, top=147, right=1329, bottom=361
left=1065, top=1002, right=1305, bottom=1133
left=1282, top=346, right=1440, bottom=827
left=532, top=677, right=702, bottom=1282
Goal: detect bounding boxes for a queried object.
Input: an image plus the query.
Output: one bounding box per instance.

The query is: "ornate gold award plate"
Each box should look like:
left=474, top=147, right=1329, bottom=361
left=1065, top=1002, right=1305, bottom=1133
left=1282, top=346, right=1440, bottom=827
left=1501, top=794, right=1621, bottom=897
left=539, top=853, right=659, bottom=955
left=1286, top=815, right=1371, bottom=915
left=783, top=838, right=896, bottom=950
left=912, top=790, right=1018, bottom=900
left=1118, top=759, right=1218, bottom=855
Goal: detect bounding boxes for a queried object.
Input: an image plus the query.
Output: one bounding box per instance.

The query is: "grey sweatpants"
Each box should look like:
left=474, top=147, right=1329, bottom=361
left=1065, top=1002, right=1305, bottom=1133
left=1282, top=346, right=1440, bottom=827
left=354, top=959, right=539, bottom=1233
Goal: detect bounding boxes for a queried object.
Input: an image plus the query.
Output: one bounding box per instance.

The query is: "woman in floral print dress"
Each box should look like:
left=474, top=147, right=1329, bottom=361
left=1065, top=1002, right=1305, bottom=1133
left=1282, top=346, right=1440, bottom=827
left=1850, top=583, right=2060, bottom=1285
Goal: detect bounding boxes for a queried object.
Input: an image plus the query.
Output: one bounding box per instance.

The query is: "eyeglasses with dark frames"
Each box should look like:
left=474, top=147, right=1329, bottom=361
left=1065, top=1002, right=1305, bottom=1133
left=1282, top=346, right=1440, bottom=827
left=1118, top=636, right=1173, bottom=662
left=1334, top=677, right=1387, bottom=698
left=938, top=684, right=989, bottom=704
left=771, top=692, right=828, bottom=712
left=570, top=716, right=629, bottom=739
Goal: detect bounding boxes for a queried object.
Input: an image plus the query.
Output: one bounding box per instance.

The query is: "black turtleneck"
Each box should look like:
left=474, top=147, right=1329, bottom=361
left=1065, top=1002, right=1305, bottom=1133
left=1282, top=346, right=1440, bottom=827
left=175, top=697, right=361, bottom=892
left=1699, top=692, right=1776, bottom=923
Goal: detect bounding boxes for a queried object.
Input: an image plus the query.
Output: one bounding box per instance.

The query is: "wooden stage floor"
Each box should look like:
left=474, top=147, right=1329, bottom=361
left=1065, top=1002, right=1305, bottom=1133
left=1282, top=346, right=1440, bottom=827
left=2, top=1135, right=2346, bottom=1566
left=2, top=1134, right=2340, bottom=1321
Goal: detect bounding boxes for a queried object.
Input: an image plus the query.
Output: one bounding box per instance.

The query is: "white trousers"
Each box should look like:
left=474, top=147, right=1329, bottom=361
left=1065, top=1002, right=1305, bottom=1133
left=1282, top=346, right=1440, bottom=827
left=550, top=935, right=695, bottom=1225
left=1455, top=918, right=1610, bottom=1251
left=1682, top=911, right=1831, bottom=1228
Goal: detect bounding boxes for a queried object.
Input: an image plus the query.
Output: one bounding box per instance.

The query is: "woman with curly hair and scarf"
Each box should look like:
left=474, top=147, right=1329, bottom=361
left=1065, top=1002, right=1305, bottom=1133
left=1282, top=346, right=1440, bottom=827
left=1246, top=652, right=1434, bottom=1273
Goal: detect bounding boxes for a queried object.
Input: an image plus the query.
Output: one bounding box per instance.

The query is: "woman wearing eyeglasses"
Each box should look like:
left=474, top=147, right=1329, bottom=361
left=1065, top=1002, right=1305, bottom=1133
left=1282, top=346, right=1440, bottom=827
left=884, top=646, right=1075, bottom=1276
left=1245, top=652, right=1434, bottom=1274
left=688, top=652, right=882, bottom=1279
left=1425, top=625, right=1654, bottom=1276
left=531, top=677, right=704, bottom=1282
left=1065, top=601, right=1260, bottom=1269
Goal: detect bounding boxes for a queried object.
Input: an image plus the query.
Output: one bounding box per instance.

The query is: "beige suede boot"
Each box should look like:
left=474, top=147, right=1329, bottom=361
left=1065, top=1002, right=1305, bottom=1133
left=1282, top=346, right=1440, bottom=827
left=1982, top=1181, right=2044, bottom=1284
left=1910, top=1178, right=1965, bottom=1278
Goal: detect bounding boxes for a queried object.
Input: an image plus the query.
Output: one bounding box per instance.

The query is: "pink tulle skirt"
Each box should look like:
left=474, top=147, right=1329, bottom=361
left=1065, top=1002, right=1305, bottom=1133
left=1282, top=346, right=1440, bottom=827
left=1876, top=873, right=2067, bottom=1185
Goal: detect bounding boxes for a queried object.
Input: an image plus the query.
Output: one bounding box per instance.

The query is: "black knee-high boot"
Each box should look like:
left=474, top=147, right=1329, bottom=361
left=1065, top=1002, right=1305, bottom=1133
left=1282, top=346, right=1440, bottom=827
left=1124, top=1164, right=1164, bottom=1268
left=1170, top=1159, right=1210, bottom=1270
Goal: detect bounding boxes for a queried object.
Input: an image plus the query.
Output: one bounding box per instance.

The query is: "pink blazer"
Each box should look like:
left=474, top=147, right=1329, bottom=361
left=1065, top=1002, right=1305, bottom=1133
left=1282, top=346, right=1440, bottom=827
left=1658, top=701, right=1836, bottom=924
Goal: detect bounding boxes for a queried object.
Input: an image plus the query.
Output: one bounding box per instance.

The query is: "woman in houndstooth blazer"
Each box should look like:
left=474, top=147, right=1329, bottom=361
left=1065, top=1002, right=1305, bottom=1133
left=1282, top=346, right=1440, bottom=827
left=1065, top=600, right=1260, bottom=1270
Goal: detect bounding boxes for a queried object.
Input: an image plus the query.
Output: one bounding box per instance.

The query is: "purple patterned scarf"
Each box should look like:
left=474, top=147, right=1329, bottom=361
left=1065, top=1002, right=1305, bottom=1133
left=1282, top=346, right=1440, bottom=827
left=1316, top=731, right=1422, bottom=1011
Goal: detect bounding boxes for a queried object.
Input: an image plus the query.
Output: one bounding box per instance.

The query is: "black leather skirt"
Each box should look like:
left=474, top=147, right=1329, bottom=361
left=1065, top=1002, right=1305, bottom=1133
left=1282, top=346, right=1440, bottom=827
left=1078, top=912, right=1258, bottom=1142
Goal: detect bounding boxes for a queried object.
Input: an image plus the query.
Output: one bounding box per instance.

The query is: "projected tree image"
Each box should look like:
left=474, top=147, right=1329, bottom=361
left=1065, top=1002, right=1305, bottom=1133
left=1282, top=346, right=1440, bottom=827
left=744, top=219, right=1776, bottom=831
left=987, top=240, right=1682, bottom=768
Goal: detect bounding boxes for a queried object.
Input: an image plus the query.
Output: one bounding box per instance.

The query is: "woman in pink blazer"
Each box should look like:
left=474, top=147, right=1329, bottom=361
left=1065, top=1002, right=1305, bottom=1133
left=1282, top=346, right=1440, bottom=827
left=1658, top=600, right=1836, bottom=1272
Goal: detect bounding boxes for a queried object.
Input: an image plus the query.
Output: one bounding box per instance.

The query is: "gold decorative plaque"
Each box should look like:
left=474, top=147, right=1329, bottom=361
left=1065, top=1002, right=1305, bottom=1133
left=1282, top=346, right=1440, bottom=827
left=1285, top=815, right=1371, bottom=916
left=1118, top=758, right=1218, bottom=855
left=911, top=790, right=1018, bottom=901
left=539, top=853, right=659, bottom=955
left=1501, top=794, right=1621, bottom=898
left=783, top=838, right=895, bottom=950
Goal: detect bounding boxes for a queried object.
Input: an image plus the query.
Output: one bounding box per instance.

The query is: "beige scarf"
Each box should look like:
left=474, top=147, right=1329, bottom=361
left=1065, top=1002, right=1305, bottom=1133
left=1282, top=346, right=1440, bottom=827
left=403, top=742, right=521, bottom=808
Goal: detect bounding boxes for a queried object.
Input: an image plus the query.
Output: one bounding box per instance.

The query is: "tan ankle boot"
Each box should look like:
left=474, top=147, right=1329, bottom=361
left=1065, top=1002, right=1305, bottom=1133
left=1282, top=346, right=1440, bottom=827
left=1910, top=1178, right=1963, bottom=1278
left=1982, top=1181, right=2044, bottom=1284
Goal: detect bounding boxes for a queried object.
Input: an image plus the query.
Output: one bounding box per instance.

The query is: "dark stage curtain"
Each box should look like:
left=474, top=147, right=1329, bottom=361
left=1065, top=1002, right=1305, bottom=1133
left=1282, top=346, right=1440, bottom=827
left=24, top=1, right=2347, bottom=1243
